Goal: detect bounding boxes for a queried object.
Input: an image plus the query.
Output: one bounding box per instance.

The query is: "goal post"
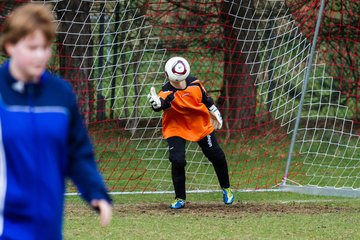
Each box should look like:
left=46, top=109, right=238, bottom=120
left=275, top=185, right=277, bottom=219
left=279, top=0, right=360, bottom=198
left=1, top=0, right=359, bottom=197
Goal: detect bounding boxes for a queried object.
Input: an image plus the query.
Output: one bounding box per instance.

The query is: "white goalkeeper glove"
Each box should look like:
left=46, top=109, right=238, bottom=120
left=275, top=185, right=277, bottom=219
left=147, top=87, right=161, bottom=109
left=209, top=105, right=223, bottom=130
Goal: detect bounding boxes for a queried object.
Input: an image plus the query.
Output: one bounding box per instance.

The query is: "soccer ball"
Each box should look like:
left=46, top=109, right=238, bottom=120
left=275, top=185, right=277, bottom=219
left=164, top=56, right=190, bottom=82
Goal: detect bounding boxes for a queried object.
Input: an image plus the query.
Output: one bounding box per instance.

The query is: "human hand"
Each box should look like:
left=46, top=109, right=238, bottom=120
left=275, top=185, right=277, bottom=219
left=147, top=87, right=161, bottom=109
left=91, top=199, right=112, bottom=227
left=209, top=105, right=223, bottom=129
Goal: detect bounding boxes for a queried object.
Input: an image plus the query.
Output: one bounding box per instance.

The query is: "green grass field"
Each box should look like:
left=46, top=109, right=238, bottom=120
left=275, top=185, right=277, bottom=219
left=64, top=191, right=360, bottom=240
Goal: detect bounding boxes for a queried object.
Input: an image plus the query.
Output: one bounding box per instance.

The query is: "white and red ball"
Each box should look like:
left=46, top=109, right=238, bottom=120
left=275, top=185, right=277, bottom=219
left=164, top=56, right=190, bottom=82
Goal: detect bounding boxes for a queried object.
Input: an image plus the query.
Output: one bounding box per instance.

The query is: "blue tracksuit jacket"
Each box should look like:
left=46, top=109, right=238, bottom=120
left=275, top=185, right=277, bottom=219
left=0, top=60, right=111, bottom=240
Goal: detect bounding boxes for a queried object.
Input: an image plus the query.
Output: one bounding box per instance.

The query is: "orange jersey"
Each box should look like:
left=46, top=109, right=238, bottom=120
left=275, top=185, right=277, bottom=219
left=155, top=76, right=215, bottom=141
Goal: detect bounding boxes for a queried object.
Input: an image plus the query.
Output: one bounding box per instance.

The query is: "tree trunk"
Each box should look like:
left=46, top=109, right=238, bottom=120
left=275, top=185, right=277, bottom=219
left=56, top=1, right=94, bottom=125
left=218, top=0, right=259, bottom=130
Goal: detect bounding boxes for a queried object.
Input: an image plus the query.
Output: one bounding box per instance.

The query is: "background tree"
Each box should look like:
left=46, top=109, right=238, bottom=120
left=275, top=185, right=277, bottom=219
left=286, top=0, right=360, bottom=122
left=56, top=1, right=95, bottom=125
left=218, top=0, right=259, bottom=130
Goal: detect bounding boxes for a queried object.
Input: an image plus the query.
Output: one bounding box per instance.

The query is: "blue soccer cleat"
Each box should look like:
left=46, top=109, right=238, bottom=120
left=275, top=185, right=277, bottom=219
left=170, top=198, right=185, bottom=209
left=222, top=187, right=234, bottom=205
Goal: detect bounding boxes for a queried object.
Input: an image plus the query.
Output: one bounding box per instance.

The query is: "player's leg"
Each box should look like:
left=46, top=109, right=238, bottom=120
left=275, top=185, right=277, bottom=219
left=197, top=131, right=234, bottom=204
left=166, top=136, right=187, bottom=208
left=198, top=131, right=230, bottom=187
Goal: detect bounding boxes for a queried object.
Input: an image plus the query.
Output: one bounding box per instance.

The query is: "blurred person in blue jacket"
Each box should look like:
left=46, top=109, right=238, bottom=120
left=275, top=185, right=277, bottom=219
left=0, top=3, right=112, bottom=240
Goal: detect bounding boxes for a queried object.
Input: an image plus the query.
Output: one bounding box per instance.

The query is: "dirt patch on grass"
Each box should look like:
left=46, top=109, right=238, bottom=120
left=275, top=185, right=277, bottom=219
left=66, top=200, right=359, bottom=219
left=112, top=201, right=355, bottom=217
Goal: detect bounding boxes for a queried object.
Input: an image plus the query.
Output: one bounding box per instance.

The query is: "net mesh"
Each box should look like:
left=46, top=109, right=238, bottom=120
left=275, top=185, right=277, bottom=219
left=1, top=0, right=359, bottom=193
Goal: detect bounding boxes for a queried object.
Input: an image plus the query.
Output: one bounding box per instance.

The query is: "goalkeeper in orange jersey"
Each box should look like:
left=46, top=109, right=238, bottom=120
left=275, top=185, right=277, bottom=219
left=148, top=56, right=234, bottom=209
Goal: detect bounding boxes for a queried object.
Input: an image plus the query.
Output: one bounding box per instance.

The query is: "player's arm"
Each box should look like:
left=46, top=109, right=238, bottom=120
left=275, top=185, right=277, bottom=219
left=66, top=88, right=112, bottom=226
left=198, top=80, right=223, bottom=130
left=148, top=87, right=162, bottom=111
left=147, top=87, right=171, bottom=112
left=208, top=105, right=223, bottom=129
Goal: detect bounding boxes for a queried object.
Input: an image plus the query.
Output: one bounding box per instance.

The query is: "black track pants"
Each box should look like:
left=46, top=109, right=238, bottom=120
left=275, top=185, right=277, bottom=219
left=167, top=131, right=230, bottom=200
